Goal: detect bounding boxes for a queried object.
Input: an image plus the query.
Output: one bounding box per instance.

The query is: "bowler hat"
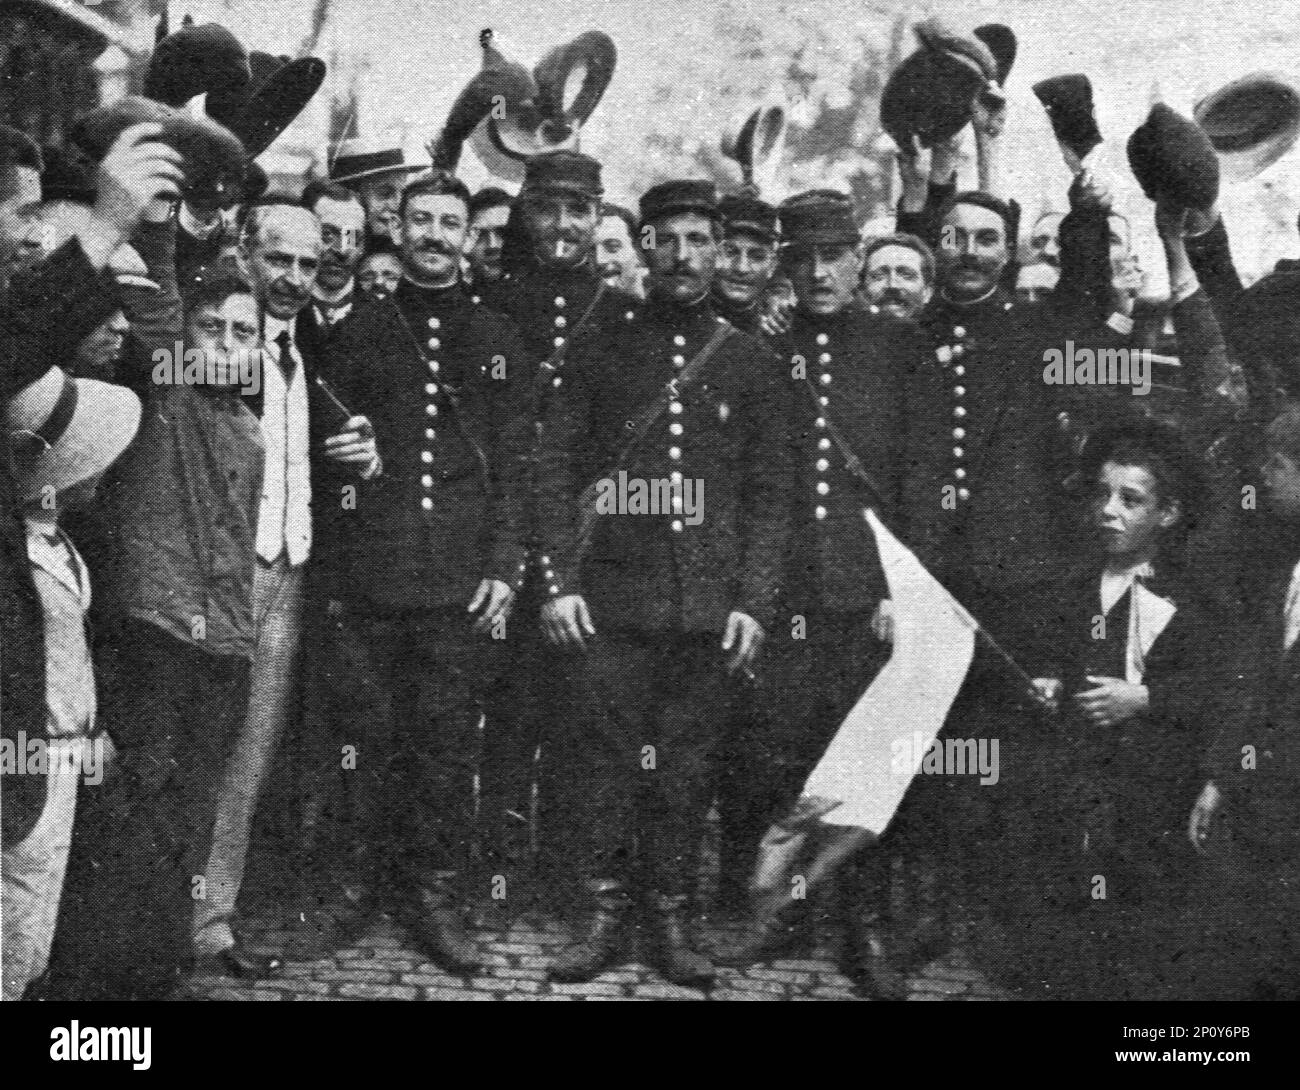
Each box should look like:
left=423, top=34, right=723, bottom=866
left=881, top=18, right=999, bottom=147
left=5, top=368, right=141, bottom=502
left=143, top=23, right=250, bottom=109
left=1033, top=74, right=1103, bottom=168
left=973, top=25, right=1017, bottom=88
left=639, top=180, right=720, bottom=228
left=778, top=190, right=859, bottom=249
left=1194, top=73, right=1300, bottom=183
left=1127, top=103, right=1220, bottom=211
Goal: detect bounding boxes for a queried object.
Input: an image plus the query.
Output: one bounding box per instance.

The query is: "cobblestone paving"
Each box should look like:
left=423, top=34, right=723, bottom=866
left=178, top=912, right=1016, bottom=1001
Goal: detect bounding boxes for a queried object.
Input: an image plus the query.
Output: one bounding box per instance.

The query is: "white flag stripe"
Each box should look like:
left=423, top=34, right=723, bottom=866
left=803, top=509, right=977, bottom=833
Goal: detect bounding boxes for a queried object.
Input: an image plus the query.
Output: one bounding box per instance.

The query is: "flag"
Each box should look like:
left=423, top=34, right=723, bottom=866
left=801, top=509, right=978, bottom=834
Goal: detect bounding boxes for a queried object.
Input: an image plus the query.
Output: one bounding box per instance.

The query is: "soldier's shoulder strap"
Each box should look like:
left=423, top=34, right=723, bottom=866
left=569, top=320, right=737, bottom=557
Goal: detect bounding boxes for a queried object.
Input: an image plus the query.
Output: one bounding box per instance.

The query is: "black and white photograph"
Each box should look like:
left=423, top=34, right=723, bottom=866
left=0, top=0, right=1291, bottom=1048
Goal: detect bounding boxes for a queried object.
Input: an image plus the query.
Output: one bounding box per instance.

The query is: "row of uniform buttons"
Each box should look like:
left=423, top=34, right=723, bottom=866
left=936, top=325, right=971, bottom=503
left=420, top=316, right=442, bottom=510
left=667, top=332, right=689, bottom=532
left=549, top=296, right=566, bottom=388
left=813, top=332, right=832, bottom=520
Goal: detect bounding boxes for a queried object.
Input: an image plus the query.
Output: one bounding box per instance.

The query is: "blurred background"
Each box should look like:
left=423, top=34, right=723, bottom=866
left=6, top=0, right=1300, bottom=289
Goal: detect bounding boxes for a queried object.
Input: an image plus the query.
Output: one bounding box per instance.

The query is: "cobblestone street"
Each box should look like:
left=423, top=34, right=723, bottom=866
left=178, top=910, right=1015, bottom=1002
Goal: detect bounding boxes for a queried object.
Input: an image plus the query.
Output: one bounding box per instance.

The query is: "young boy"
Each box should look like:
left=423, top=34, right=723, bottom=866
left=2, top=366, right=140, bottom=1000
left=46, top=265, right=270, bottom=1000
left=1006, top=416, right=1224, bottom=999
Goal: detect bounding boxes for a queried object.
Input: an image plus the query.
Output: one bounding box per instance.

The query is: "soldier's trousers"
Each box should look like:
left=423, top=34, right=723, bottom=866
left=559, top=630, right=729, bottom=898
left=338, top=605, right=497, bottom=900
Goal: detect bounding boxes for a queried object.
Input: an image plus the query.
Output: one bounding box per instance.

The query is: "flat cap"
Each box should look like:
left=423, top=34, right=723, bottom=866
left=639, top=180, right=719, bottom=227
left=778, top=189, right=859, bottom=248
left=523, top=150, right=604, bottom=199
left=719, top=193, right=779, bottom=241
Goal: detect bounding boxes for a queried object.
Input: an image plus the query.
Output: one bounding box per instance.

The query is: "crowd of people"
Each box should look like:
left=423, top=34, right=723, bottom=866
left=3, top=16, right=1300, bottom=1004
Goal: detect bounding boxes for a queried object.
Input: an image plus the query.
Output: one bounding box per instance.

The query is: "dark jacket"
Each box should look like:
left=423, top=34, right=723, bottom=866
left=899, top=290, right=1081, bottom=612
left=1015, top=561, right=1221, bottom=856
left=770, top=306, right=923, bottom=615
left=2, top=240, right=122, bottom=846
left=321, top=279, right=531, bottom=612
left=1206, top=550, right=1300, bottom=849
left=537, top=295, right=794, bottom=634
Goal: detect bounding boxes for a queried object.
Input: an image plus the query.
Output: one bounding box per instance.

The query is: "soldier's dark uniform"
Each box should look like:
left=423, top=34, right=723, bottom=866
left=538, top=181, right=794, bottom=982
left=317, top=270, right=531, bottom=968
left=476, top=152, right=640, bottom=909
left=894, top=195, right=1097, bottom=942
left=706, top=191, right=781, bottom=903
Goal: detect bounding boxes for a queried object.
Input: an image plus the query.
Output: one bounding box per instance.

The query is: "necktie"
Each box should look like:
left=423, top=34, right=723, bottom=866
left=275, top=330, right=296, bottom=381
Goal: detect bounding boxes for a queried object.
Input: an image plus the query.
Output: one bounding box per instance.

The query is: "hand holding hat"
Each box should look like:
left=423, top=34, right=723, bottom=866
left=1127, top=103, right=1220, bottom=213
left=72, top=97, right=247, bottom=218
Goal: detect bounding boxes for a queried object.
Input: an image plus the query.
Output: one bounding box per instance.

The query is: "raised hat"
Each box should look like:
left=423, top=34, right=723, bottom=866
left=1033, top=74, right=1103, bottom=170
left=143, top=23, right=251, bottom=109
left=329, top=136, right=424, bottom=186
left=639, top=180, right=719, bottom=227
left=881, top=18, right=1000, bottom=147
left=973, top=25, right=1017, bottom=88
left=5, top=367, right=141, bottom=501
left=721, top=97, right=788, bottom=197
left=70, top=96, right=248, bottom=205
left=208, top=51, right=327, bottom=160
left=466, top=28, right=618, bottom=184
left=1194, top=73, right=1300, bottom=183
left=522, top=150, right=603, bottom=198
left=718, top=193, right=779, bottom=242
left=778, top=189, right=859, bottom=248
left=1127, top=103, right=1220, bottom=212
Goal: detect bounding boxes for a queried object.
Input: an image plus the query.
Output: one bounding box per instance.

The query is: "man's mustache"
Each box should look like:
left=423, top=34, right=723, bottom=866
left=416, top=241, right=457, bottom=257
left=878, top=288, right=908, bottom=305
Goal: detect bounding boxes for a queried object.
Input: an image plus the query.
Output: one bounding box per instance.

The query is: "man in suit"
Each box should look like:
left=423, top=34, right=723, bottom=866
left=538, top=180, right=793, bottom=985
left=317, top=172, right=531, bottom=970
left=192, top=198, right=379, bottom=976
left=301, top=180, right=367, bottom=334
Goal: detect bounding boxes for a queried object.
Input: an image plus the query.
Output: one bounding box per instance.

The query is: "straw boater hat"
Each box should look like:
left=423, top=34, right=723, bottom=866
left=329, top=135, right=425, bottom=186
left=6, top=368, right=141, bottom=502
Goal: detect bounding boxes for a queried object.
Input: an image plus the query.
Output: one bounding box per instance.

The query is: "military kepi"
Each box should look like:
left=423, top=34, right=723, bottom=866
left=778, top=189, right=859, bottom=248
left=719, top=193, right=779, bottom=241
left=522, top=150, right=604, bottom=199
left=639, top=180, right=719, bottom=226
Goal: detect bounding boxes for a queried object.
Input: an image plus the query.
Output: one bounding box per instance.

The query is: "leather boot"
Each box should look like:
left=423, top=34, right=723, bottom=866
left=549, top=879, right=629, bottom=982
left=837, top=855, right=908, bottom=1001
left=406, top=873, right=482, bottom=973
left=652, top=893, right=715, bottom=986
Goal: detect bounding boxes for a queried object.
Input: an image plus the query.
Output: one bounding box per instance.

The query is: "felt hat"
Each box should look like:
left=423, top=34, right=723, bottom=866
left=143, top=23, right=251, bottom=109
left=1127, top=103, right=1220, bottom=211
left=881, top=17, right=1000, bottom=147
left=207, top=51, right=327, bottom=160
left=69, top=95, right=248, bottom=204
